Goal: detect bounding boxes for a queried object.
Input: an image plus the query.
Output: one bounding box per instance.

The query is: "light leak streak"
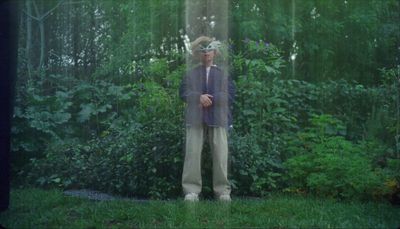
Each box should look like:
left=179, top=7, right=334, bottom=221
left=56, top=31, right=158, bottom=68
left=291, top=0, right=296, bottom=78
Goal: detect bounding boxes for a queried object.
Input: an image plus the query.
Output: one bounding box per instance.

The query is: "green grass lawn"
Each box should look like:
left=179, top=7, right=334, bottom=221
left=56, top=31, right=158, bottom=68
left=0, top=188, right=399, bottom=228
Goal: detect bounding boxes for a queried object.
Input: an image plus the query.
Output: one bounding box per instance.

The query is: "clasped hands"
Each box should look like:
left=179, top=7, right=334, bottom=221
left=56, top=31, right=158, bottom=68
left=200, top=94, right=213, bottom=107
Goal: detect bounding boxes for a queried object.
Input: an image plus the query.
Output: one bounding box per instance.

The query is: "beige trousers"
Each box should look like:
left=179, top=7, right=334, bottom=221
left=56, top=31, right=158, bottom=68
left=182, top=125, right=231, bottom=196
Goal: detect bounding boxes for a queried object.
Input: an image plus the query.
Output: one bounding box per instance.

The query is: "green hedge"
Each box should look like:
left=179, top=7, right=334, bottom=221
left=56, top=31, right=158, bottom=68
left=12, top=40, right=399, bottom=200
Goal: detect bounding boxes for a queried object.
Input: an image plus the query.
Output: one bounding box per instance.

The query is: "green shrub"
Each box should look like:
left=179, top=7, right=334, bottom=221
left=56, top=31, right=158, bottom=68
left=25, top=114, right=184, bottom=199
left=284, top=114, right=390, bottom=200
left=229, top=132, right=283, bottom=197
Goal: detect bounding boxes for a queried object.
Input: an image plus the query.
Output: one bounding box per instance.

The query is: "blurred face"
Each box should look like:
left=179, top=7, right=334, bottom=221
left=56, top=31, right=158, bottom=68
left=198, top=50, right=215, bottom=66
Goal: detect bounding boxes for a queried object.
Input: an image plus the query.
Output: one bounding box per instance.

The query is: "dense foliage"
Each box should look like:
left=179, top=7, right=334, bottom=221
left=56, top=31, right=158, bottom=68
left=12, top=0, right=400, bottom=201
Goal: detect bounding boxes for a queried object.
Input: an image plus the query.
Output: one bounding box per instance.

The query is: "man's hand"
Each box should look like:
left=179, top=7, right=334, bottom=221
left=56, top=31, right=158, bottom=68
left=200, top=94, right=213, bottom=107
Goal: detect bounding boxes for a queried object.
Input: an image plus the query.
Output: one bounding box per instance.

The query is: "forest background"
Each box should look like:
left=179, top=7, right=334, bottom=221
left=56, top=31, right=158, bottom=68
left=11, top=0, right=400, bottom=201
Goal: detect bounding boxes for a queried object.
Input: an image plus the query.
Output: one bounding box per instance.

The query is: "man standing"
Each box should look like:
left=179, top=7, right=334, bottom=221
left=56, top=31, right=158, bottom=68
left=179, top=36, right=235, bottom=201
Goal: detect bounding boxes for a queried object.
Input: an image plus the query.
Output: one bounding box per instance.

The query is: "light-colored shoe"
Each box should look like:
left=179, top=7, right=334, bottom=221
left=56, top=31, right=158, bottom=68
left=218, top=194, right=231, bottom=202
left=184, top=193, right=199, bottom=202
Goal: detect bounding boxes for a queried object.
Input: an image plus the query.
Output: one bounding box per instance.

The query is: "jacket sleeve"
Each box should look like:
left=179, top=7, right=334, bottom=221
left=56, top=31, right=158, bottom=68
left=179, top=73, right=201, bottom=104
left=212, top=75, right=235, bottom=106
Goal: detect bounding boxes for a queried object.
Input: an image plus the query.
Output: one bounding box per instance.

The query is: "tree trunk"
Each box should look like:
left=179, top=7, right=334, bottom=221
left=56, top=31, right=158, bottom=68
left=38, top=18, right=45, bottom=73
left=88, top=0, right=96, bottom=76
left=32, top=0, right=45, bottom=74
left=29, top=0, right=65, bottom=74
left=72, top=5, right=79, bottom=77
left=25, top=0, right=32, bottom=79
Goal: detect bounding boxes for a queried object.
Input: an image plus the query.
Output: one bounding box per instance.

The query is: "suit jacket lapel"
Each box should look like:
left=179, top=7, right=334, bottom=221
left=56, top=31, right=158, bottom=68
left=209, top=67, right=215, bottom=93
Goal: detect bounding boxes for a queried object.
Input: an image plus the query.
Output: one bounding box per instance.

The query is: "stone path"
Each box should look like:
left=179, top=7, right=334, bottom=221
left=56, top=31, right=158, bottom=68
left=63, top=189, right=262, bottom=202
left=63, top=189, right=131, bottom=201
